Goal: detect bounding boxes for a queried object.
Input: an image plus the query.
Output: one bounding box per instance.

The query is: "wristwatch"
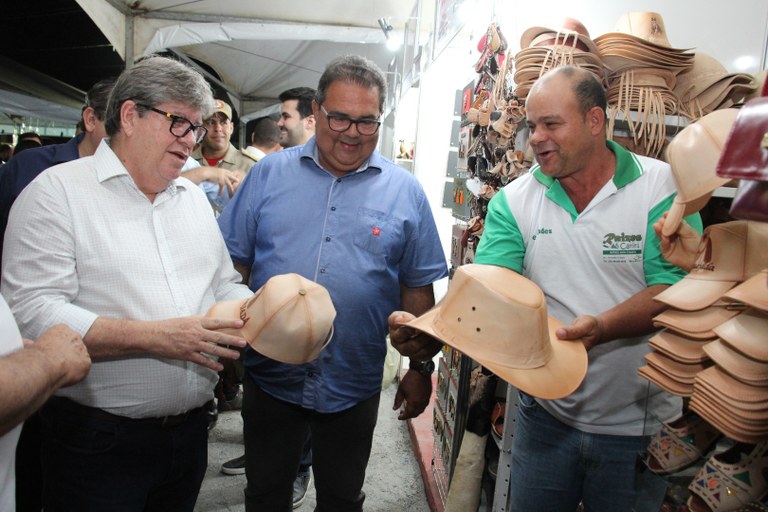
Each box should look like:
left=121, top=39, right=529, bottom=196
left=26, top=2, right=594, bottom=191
left=409, top=359, right=435, bottom=377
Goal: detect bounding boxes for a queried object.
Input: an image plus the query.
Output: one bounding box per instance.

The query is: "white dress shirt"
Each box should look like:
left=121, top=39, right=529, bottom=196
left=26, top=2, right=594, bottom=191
left=1, top=140, right=252, bottom=418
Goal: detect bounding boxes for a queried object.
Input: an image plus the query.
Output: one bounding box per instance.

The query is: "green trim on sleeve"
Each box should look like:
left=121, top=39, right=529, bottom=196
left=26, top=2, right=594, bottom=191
left=474, top=192, right=525, bottom=272
left=643, top=192, right=704, bottom=285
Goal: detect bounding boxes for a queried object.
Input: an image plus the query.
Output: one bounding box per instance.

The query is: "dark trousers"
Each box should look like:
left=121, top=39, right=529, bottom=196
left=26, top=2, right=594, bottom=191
left=15, top=413, right=42, bottom=512
left=243, top=375, right=380, bottom=512
left=40, top=397, right=209, bottom=512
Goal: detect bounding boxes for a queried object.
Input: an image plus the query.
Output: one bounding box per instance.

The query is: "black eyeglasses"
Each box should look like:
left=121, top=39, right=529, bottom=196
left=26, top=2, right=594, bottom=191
left=137, top=104, right=208, bottom=143
left=319, top=105, right=381, bottom=136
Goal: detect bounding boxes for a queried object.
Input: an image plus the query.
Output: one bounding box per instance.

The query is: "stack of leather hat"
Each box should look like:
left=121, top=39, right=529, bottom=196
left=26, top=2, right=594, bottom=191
left=642, top=222, right=768, bottom=403
left=673, top=52, right=756, bottom=121
left=690, top=272, right=768, bottom=443
left=513, top=17, right=606, bottom=101
left=638, top=109, right=741, bottom=395
left=594, top=12, right=695, bottom=158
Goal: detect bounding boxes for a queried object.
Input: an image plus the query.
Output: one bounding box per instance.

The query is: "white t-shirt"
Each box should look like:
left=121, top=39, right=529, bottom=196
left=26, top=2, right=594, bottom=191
left=0, top=297, right=23, bottom=510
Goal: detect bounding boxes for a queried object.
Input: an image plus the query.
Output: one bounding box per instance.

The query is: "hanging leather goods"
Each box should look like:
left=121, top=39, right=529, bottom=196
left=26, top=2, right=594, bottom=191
left=715, top=81, right=768, bottom=221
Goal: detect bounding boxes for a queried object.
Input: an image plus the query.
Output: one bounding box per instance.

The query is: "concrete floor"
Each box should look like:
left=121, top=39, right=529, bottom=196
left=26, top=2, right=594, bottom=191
left=195, top=381, right=432, bottom=512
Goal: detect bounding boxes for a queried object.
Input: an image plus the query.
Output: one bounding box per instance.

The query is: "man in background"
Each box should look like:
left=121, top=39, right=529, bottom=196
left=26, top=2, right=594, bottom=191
left=0, top=78, right=116, bottom=267
left=0, top=144, right=11, bottom=164
left=245, top=116, right=282, bottom=160
left=190, top=99, right=257, bottom=214
left=277, top=87, right=316, bottom=148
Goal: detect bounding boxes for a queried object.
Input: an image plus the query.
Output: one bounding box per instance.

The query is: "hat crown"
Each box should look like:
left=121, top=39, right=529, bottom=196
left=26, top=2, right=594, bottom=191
left=667, top=108, right=737, bottom=201
left=430, top=265, right=553, bottom=369
left=241, top=273, right=336, bottom=364
left=614, top=12, right=671, bottom=47
left=691, top=222, right=768, bottom=281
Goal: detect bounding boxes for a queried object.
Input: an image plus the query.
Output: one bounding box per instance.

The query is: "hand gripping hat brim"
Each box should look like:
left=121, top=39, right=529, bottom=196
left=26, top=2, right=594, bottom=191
left=406, top=264, right=587, bottom=400
left=206, top=273, right=335, bottom=364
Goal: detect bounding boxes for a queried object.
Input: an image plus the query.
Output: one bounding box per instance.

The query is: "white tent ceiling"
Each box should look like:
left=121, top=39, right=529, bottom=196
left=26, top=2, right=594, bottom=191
left=76, top=0, right=435, bottom=120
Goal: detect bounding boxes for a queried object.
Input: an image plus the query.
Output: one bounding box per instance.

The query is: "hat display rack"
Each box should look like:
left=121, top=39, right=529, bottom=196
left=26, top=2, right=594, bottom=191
left=635, top=76, right=768, bottom=510
left=460, top=21, right=532, bottom=270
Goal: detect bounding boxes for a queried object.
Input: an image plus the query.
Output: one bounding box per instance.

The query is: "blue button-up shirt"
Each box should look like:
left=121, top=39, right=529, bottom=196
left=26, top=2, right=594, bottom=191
left=218, top=138, right=447, bottom=412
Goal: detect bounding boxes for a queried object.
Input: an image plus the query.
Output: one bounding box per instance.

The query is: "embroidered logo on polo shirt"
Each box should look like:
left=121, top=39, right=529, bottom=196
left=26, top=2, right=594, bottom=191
left=531, top=228, right=552, bottom=241
left=372, top=227, right=381, bottom=236
left=602, top=231, right=643, bottom=263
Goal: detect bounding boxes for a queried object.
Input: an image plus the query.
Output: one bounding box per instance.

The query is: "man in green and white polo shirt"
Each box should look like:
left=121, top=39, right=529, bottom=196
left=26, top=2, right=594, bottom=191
left=475, top=65, right=702, bottom=511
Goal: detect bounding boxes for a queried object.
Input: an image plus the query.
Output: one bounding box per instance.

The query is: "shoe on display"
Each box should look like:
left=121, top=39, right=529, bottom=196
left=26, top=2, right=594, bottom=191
left=293, top=471, right=312, bottom=509
left=221, top=454, right=246, bottom=475
left=218, top=386, right=243, bottom=412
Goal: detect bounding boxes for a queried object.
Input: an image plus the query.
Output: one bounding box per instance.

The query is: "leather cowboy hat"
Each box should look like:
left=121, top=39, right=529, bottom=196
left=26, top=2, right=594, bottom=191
left=206, top=273, right=335, bottom=364
left=406, top=264, right=587, bottom=399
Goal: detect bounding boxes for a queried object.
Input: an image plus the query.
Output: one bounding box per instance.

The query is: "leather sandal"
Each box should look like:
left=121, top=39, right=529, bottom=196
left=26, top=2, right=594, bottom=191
left=646, top=411, right=723, bottom=474
left=687, top=441, right=768, bottom=512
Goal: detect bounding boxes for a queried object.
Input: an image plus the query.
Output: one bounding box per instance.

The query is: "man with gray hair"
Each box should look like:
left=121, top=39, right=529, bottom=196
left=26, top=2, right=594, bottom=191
left=1, top=55, right=253, bottom=511
left=218, top=54, right=447, bottom=511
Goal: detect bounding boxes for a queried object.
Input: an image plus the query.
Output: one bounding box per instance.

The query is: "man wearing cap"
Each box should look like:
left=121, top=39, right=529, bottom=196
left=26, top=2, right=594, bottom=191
left=189, top=98, right=258, bottom=213
left=1, top=56, right=254, bottom=511
left=218, top=55, right=447, bottom=511
left=442, top=66, right=700, bottom=510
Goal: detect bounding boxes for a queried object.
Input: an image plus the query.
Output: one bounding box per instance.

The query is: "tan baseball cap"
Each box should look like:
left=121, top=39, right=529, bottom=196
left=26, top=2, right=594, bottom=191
left=654, top=221, right=768, bottom=311
left=637, top=364, right=692, bottom=396
left=406, top=264, right=587, bottom=399
left=721, top=269, right=768, bottom=312
left=662, top=108, right=738, bottom=237
left=206, top=273, right=335, bottom=364
left=652, top=305, right=743, bottom=340
left=644, top=351, right=711, bottom=384
left=712, top=308, right=768, bottom=362
left=209, top=99, right=233, bottom=120
left=649, top=330, right=712, bottom=364
left=703, top=339, right=768, bottom=385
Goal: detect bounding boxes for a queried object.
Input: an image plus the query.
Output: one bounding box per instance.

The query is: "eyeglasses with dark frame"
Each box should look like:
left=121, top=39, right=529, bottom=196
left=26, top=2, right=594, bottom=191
left=319, top=105, right=381, bottom=136
left=137, top=104, right=208, bottom=143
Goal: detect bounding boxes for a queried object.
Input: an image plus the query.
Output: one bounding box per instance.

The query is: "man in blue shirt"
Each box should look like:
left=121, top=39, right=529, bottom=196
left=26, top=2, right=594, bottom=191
left=217, top=55, right=447, bottom=511
left=0, top=77, right=115, bottom=268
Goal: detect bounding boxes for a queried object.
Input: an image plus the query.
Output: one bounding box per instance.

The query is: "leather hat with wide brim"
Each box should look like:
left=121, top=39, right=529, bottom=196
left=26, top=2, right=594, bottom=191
left=406, top=264, right=587, bottom=400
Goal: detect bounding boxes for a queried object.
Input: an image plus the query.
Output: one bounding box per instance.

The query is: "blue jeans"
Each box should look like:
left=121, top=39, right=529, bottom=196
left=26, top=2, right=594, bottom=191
left=510, top=392, right=662, bottom=512
left=243, top=374, right=379, bottom=512
left=40, top=397, right=208, bottom=512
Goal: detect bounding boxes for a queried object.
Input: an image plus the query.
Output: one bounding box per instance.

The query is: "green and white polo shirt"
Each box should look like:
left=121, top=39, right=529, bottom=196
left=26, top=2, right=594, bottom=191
left=475, top=140, right=702, bottom=435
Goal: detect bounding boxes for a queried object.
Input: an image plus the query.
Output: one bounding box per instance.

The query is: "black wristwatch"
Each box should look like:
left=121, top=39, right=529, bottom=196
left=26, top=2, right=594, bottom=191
left=409, top=359, right=435, bottom=377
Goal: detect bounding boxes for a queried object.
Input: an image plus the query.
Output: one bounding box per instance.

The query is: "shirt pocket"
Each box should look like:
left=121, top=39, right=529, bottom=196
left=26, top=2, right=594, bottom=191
left=352, top=207, right=403, bottom=261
